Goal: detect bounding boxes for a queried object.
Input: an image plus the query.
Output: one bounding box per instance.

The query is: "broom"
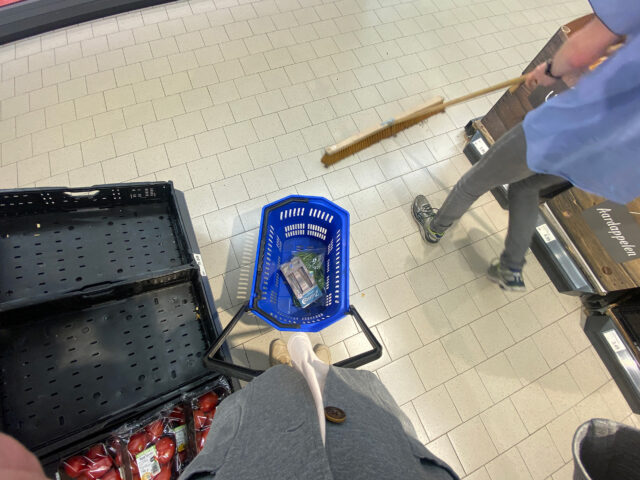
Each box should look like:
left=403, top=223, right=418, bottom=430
left=321, top=74, right=527, bottom=167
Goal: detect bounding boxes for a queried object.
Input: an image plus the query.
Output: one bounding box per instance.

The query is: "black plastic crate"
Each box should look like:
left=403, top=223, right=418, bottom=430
left=0, top=269, right=216, bottom=456
left=0, top=183, right=192, bottom=312
left=0, top=182, right=234, bottom=470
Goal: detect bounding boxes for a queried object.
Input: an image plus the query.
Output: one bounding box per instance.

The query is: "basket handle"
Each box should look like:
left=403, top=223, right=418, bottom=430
left=203, top=303, right=264, bottom=381
left=334, top=305, right=383, bottom=369
left=203, top=304, right=383, bottom=381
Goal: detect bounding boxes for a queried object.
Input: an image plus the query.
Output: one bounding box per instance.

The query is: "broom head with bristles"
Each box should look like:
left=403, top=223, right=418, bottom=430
left=321, top=97, right=445, bottom=167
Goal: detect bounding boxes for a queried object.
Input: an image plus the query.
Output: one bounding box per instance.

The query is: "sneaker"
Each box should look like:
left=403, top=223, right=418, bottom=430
left=412, top=195, right=445, bottom=243
left=313, top=344, right=331, bottom=365
left=487, top=260, right=526, bottom=292
left=269, top=339, right=291, bottom=366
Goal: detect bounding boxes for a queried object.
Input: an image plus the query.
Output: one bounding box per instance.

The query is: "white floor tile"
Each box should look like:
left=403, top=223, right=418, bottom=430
left=350, top=186, right=387, bottom=220
left=546, top=409, right=581, bottom=463
left=481, top=398, right=528, bottom=454
left=413, top=384, right=461, bottom=441
left=448, top=416, right=498, bottom=475
left=511, top=381, right=556, bottom=434
left=351, top=217, right=388, bottom=252
left=377, top=312, right=422, bottom=360
left=349, top=286, right=390, bottom=327
left=517, top=429, right=564, bottom=480
left=211, top=175, right=249, bottom=208
left=377, top=355, right=425, bottom=406
left=349, top=250, right=388, bottom=290
left=184, top=184, right=218, bottom=217
left=486, top=448, right=533, bottom=480
left=399, top=401, right=429, bottom=445
left=466, top=276, right=509, bottom=315
left=442, top=326, right=487, bottom=374
left=408, top=299, right=453, bottom=345
left=405, top=262, right=448, bottom=304
left=427, top=435, right=464, bottom=478
left=446, top=368, right=492, bottom=420
left=376, top=238, right=418, bottom=277
left=476, top=353, right=523, bottom=404
left=471, top=311, right=515, bottom=357
left=410, top=340, right=457, bottom=391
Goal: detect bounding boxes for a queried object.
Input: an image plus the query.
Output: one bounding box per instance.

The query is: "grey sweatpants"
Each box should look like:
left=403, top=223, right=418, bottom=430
left=432, top=123, right=564, bottom=270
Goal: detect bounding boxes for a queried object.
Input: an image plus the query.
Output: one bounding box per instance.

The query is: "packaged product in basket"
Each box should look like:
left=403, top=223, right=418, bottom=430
left=56, top=442, right=123, bottom=480
left=116, top=413, right=182, bottom=480
left=279, top=250, right=325, bottom=308
left=185, top=378, right=232, bottom=453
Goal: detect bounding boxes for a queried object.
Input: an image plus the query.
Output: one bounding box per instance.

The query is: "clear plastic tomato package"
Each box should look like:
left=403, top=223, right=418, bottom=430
left=56, top=442, right=123, bottom=480
left=166, top=404, right=190, bottom=468
left=185, top=378, right=231, bottom=454
left=116, top=412, right=182, bottom=480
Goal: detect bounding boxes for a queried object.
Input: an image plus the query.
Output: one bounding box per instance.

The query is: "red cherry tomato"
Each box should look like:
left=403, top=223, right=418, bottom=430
left=154, top=465, right=171, bottom=480
left=198, top=392, right=218, bottom=412
left=169, top=406, right=185, bottom=424
left=193, top=409, right=208, bottom=430
left=100, top=469, right=122, bottom=480
left=155, top=436, right=175, bottom=465
left=127, top=432, right=150, bottom=456
left=145, top=420, right=164, bottom=442
left=207, top=407, right=216, bottom=421
left=63, top=456, right=87, bottom=478
left=86, top=456, right=112, bottom=479
left=86, top=445, right=106, bottom=460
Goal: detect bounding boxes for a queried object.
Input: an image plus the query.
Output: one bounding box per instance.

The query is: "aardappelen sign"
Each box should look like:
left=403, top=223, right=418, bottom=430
left=582, top=200, right=640, bottom=264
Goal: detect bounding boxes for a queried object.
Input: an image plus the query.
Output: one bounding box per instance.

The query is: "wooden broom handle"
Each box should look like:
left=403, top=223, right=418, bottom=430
left=325, top=75, right=527, bottom=156
left=401, top=74, right=528, bottom=124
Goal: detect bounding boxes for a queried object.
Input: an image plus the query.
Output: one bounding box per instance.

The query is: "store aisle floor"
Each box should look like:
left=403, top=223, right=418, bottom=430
left=1, top=0, right=638, bottom=478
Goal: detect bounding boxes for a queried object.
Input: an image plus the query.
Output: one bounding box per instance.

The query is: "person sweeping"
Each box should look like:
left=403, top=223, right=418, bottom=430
left=412, top=0, right=640, bottom=291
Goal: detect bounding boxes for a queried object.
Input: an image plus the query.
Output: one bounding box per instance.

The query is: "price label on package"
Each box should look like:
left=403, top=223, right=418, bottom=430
left=136, top=445, right=161, bottom=480
left=472, top=138, right=489, bottom=155
left=193, top=253, right=207, bottom=277
left=603, top=329, right=626, bottom=353
left=536, top=224, right=556, bottom=243
left=173, top=424, right=187, bottom=453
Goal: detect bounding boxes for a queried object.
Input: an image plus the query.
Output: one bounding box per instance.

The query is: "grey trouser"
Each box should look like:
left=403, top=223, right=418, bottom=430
left=432, top=123, right=564, bottom=270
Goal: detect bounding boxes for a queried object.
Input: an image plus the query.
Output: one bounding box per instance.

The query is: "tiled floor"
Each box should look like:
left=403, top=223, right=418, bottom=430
left=1, top=0, right=639, bottom=478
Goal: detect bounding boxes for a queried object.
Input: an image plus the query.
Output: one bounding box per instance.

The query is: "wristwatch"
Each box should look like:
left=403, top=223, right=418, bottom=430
left=544, top=60, right=562, bottom=80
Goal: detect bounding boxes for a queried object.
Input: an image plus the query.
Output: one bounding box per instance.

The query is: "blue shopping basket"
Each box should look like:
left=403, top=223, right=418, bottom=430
left=205, top=196, right=382, bottom=381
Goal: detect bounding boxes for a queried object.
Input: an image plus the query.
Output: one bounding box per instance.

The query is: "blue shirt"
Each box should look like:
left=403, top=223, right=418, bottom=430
left=523, top=0, right=640, bottom=204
